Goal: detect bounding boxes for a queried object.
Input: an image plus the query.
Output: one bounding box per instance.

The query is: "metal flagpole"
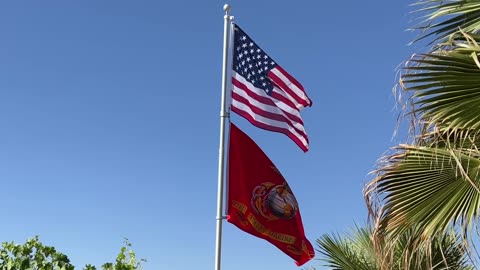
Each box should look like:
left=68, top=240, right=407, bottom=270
left=215, top=4, right=232, bottom=270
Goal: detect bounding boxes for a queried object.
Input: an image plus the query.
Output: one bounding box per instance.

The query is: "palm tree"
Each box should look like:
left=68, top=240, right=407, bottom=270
left=316, top=226, right=376, bottom=270
left=315, top=226, right=472, bottom=270
left=365, top=0, right=480, bottom=266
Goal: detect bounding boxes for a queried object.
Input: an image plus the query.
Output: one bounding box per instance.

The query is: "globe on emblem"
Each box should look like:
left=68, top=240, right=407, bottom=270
left=265, top=184, right=298, bottom=219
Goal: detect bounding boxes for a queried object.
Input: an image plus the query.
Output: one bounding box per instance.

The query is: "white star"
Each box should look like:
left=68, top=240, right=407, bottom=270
left=256, top=49, right=261, bottom=53
left=241, top=60, right=246, bottom=65
left=249, top=64, right=253, bottom=68
left=242, top=43, right=247, bottom=48
left=238, top=53, right=243, bottom=58
left=264, top=55, right=268, bottom=59
left=250, top=49, right=254, bottom=54
left=246, top=57, right=251, bottom=62
left=241, top=36, right=247, bottom=41
left=262, top=82, right=267, bottom=87
left=249, top=42, right=254, bottom=47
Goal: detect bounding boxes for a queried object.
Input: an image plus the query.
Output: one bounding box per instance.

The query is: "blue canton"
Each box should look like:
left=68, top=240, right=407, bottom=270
left=233, top=25, right=277, bottom=95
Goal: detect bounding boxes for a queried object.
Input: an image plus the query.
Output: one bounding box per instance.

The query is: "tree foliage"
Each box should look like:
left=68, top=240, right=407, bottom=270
left=0, top=236, right=144, bottom=270
left=316, top=0, right=480, bottom=269
left=362, top=0, right=480, bottom=268
left=314, top=225, right=473, bottom=270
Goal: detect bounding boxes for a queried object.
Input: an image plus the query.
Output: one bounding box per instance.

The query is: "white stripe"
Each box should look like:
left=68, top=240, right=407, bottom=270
left=233, top=72, right=304, bottom=123
left=271, top=86, right=305, bottom=118
left=271, top=67, right=310, bottom=107
left=232, top=84, right=307, bottom=135
left=231, top=99, right=308, bottom=147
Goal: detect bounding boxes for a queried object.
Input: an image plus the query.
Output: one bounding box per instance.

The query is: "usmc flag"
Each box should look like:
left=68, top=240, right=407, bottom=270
left=227, top=123, right=314, bottom=266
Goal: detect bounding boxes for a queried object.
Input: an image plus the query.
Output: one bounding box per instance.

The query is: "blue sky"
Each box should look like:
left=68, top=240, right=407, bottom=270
left=1, top=1, right=418, bottom=269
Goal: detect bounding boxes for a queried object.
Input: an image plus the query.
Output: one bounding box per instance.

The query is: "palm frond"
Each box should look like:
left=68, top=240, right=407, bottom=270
left=315, top=225, right=473, bottom=269
left=401, top=33, right=480, bottom=134
left=316, top=228, right=377, bottom=270
left=367, top=144, right=480, bottom=240
left=411, top=0, right=480, bottom=44
left=365, top=1, right=480, bottom=268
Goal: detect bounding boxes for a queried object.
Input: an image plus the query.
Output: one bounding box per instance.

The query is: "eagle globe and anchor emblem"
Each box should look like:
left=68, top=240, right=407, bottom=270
left=251, top=180, right=299, bottom=221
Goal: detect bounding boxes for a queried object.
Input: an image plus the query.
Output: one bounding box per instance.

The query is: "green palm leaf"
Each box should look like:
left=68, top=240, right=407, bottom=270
left=367, top=144, right=480, bottom=239
left=365, top=1, right=480, bottom=267
left=315, top=226, right=473, bottom=269
left=401, top=35, right=480, bottom=133
left=412, top=0, right=480, bottom=44
left=316, top=227, right=377, bottom=270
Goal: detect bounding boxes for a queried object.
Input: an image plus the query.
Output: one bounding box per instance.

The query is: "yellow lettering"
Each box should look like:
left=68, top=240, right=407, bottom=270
left=245, top=213, right=296, bottom=244
left=231, top=201, right=247, bottom=214
left=247, top=213, right=267, bottom=233
left=267, top=231, right=296, bottom=244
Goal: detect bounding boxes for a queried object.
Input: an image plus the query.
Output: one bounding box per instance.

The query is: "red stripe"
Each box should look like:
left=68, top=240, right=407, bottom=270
left=231, top=91, right=308, bottom=140
left=270, top=89, right=297, bottom=111
left=268, top=68, right=311, bottom=108
left=231, top=106, right=309, bottom=152
left=270, top=91, right=304, bottom=125
left=268, top=71, right=309, bottom=108
left=232, top=92, right=284, bottom=122
left=275, top=66, right=312, bottom=107
left=232, top=78, right=276, bottom=107
left=233, top=77, right=304, bottom=125
left=232, top=78, right=307, bottom=138
left=275, top=65, right=305, bottom=91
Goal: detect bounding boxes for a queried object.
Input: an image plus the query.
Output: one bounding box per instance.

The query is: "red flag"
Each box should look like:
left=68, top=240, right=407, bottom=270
left=227, top=123, right=314, bottom=266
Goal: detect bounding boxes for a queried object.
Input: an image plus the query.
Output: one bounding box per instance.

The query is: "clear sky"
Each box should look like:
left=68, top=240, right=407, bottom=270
left=0, top=1, right=417, bottom=269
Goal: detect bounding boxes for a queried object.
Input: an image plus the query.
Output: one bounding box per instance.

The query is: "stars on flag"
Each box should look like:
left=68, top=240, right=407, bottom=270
left=233, top=31, right=277, bottom=94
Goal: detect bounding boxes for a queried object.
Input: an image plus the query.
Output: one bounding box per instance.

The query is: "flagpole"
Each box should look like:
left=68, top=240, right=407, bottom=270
left=215, top=4, right=232, bottom=270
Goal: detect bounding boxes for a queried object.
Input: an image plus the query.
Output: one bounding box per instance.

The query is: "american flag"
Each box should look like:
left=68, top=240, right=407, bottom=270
left=230, top=24, right=312, bottom=152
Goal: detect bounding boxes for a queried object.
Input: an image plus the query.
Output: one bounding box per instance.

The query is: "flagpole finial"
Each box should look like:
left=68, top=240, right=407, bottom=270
left=223, top=4, right=231, bottom=15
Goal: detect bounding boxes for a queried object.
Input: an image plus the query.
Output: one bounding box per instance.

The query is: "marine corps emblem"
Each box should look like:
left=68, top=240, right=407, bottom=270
left=251, top=181, right=299, bottom=221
